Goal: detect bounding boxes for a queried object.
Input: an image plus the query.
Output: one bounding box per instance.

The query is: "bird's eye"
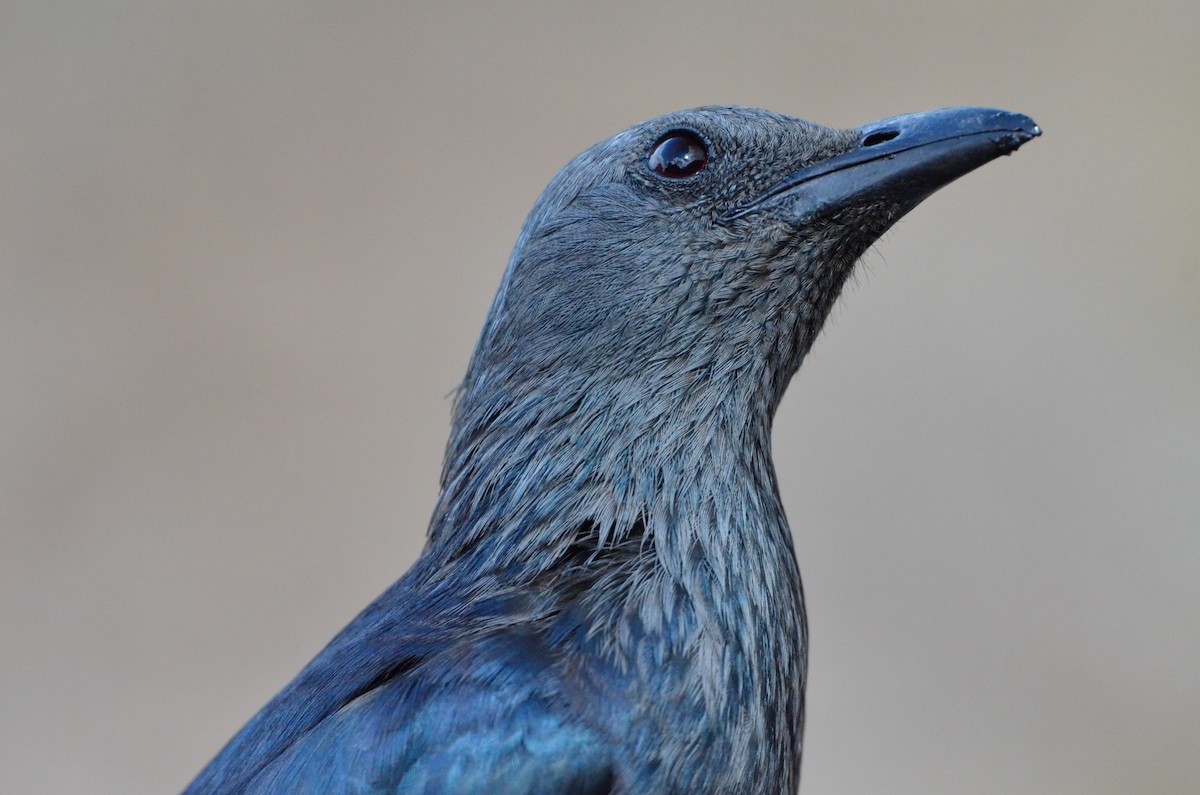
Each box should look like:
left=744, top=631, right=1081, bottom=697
left=648, top=131, right=708, bottom=178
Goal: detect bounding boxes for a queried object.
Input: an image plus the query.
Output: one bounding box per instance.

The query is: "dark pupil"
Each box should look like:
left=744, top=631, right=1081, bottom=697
left=649, top=133, right=707, bottom=178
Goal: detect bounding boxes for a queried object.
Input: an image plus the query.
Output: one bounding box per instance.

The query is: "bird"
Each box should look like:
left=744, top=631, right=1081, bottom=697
left=184, top=105, right=1039, bottom=794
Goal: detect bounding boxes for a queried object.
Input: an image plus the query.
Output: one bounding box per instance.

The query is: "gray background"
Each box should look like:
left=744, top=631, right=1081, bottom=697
left=3, top=2, right=1197, bottom=793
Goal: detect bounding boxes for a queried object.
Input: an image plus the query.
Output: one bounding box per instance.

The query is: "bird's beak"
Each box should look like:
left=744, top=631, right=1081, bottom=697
left=723, top=107, right=1040, bottom=224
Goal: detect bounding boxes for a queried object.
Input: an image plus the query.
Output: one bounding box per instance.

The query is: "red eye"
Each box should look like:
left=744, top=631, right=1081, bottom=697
left=648, top=131, right=708, bottom=178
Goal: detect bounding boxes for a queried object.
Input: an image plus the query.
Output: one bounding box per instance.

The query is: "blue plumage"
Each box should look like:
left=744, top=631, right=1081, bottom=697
left=185, top=106, right=1037, bottom=793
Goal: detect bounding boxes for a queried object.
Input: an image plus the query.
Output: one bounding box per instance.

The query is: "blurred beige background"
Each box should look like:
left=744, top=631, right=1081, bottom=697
left=2, top=2, right=1197, bottom=793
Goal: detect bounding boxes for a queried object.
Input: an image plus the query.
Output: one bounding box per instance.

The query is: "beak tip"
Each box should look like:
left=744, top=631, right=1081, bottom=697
left=1018, top=114, right=1041, bottom=137
left=1003, top=129, right=1039, bottom=155
left=1011, top=113, right=1041, bottom=140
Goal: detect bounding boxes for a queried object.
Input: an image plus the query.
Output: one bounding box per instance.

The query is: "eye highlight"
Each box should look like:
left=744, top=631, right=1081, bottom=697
left=648, top=131, right=708, bottom=178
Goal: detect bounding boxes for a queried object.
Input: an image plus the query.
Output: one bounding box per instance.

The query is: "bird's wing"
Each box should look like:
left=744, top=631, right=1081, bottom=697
left=245, top=670, right=614, bottom=794
left=242, top=629, right=615, bottom=795
left=186, top=576, right=615, bottom=794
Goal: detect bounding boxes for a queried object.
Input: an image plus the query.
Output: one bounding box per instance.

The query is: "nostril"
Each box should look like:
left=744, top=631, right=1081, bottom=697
left=862, top=129, right=899, bottom=147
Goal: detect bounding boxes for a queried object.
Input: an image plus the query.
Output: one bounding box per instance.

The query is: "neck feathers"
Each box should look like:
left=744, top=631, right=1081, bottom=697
left=425, top=349, right=808, bottom=791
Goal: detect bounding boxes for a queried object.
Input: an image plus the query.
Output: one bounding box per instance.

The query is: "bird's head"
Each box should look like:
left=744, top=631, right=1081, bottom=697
left=457, top=106, right=1038, bottom=428
left=432, top=104, right=1036, bottom=565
